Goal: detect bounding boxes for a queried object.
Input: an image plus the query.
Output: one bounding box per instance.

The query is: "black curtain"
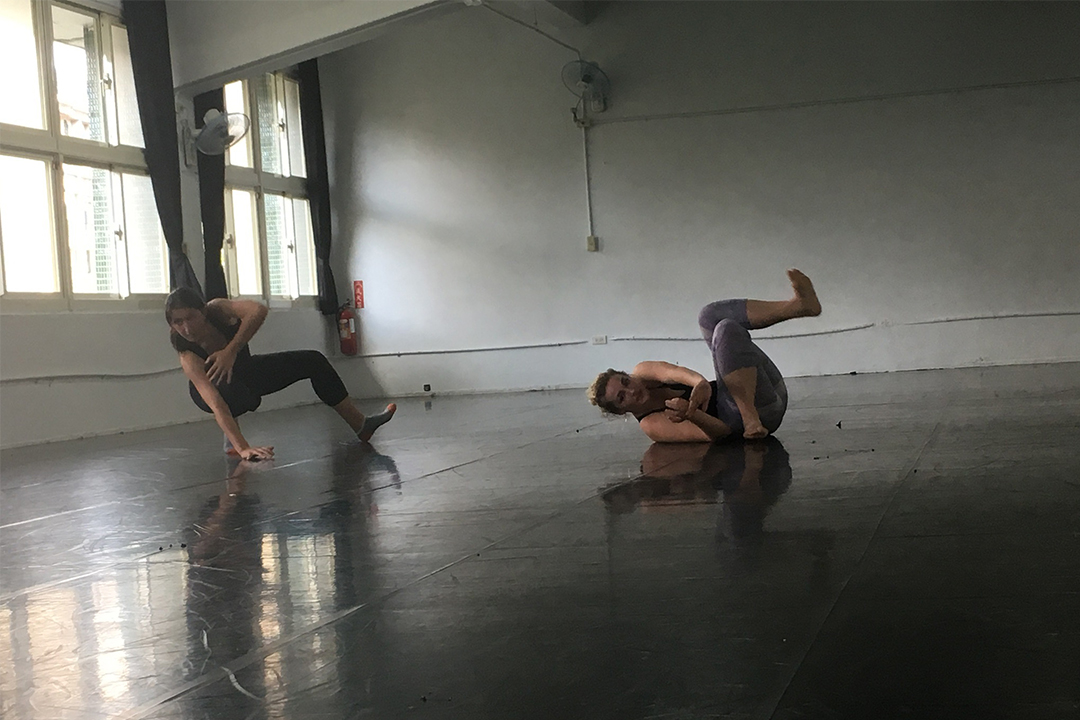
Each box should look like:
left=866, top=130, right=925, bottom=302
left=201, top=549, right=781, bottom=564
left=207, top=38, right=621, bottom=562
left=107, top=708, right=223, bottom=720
left=194, top=89, right=228, bottom=300
left=297, top=59, right=339, bottom=315
left=121, top=0, right=201, bottom=293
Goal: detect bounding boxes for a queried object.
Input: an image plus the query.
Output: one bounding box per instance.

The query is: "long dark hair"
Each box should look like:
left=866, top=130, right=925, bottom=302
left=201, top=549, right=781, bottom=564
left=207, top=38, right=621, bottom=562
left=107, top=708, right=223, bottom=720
left=165, top=287, right=207, bottom=352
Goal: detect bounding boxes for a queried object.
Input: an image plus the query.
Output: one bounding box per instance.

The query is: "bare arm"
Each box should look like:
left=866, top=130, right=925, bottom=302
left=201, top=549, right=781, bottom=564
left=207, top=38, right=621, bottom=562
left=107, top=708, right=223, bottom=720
left=179, top=352, right=273, bottom=459
left=639, top=408, right=732, bottom=443
left=204, top=298, right=268, bottom=384
left=633, top=360, right=713, bottom=418
left=632, top=361, right=708, bottom=386
left=209, top=298, right=268, bottom=352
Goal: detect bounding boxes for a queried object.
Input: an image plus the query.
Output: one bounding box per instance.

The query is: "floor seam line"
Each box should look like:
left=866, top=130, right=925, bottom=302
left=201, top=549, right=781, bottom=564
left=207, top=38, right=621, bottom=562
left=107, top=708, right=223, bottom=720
left=760, top=411, right=945, bottom=719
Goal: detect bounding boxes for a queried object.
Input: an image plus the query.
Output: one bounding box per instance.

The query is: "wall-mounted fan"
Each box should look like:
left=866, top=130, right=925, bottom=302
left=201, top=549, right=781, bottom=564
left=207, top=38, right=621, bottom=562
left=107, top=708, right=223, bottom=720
left=561, top=59, right=610, bottom=123
left=194, top=108, right=250, bottom=155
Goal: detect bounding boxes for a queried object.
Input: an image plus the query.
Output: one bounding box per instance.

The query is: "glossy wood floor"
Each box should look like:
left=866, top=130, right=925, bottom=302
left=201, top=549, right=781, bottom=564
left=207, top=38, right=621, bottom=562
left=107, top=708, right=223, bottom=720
left=2, top=363, right=1079, bottom=719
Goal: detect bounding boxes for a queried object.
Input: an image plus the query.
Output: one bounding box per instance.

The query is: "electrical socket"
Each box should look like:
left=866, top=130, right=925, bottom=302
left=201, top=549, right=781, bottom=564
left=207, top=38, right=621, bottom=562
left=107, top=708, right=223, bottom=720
left=592, top=335, right=607, bottom=345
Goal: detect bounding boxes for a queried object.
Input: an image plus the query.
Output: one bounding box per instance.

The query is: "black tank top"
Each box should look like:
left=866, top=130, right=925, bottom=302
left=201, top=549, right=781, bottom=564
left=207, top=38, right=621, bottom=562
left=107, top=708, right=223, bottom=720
left=173, top=308, right=252, bottom=364
left=635, top=381, right=720, bottom=422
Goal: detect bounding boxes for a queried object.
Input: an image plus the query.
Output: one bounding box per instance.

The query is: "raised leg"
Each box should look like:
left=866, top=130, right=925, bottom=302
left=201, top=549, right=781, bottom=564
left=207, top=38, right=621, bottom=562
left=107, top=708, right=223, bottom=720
left=744, top=269, right=822, bottom=329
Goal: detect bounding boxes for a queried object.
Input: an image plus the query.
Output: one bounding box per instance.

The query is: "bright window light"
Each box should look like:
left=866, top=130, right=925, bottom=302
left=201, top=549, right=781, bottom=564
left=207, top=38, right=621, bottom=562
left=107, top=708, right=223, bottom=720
left=64, top=163, right=117, bottom=294
left=292, top=198, right=316, bottom=296
left=227, top=188, right=261, bottom=296
left=0, top=0, right=45, bottom=129
left=53, top=6, right=105, bottom=143
left=120, top=173, right=167, bottom=294
left=223, top=80, right=251, bottom=168
left=0, top=155, right=59, bottom=293
left=108, top=25, right=143, bottom=147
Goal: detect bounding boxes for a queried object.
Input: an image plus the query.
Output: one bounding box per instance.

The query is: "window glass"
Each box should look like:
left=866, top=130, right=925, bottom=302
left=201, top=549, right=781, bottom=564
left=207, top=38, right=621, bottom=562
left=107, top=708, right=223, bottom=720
left=120, top=173, right=167, bottom=294
left=254, top=74, right=282, bottom=175
left=284, top=78, right=306, bottom=178
left=53, top=6, right=105, bottom=142
left=223, top=80, right=251, bottom=168
left=228, top=188, right=261, bottom=296
left=0, top=0, right=45, bottom=129
left=264, top=192, right=289, bottom=296
left=64, top=163, right=117, bottom=294
left=0, top=155, right=58, bottom=293
left=292, top=198, right=316, bottom=296
left=108, top=24, right=143, bottom=147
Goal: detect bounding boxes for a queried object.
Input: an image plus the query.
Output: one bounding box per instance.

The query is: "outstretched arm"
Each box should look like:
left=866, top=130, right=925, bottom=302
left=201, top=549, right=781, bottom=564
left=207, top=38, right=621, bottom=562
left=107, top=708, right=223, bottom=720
left=204, top=299, right=268, bottom=384
left=180, top=352, right=274, bottom=460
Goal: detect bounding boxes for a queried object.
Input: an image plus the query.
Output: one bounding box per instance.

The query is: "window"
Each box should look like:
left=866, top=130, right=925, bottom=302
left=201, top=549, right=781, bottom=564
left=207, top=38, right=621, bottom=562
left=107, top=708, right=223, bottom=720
left=0, top=0, right=163, bottom=304
left=221, top=74, right=316, bottom=302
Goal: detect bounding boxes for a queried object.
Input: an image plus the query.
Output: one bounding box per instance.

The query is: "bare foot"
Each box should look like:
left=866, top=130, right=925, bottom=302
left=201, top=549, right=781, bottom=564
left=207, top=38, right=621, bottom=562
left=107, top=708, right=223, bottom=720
left=743, top=422, right=769, bottom=440
left=358, top=403, right=397, bottom=442
left=787, top=268, right=821, bottom=317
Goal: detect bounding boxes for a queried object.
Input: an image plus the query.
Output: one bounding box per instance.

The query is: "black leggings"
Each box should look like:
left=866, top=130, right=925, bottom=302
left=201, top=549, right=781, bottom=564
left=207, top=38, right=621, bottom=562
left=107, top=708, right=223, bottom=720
left=189, top=350, right=349, bottom=418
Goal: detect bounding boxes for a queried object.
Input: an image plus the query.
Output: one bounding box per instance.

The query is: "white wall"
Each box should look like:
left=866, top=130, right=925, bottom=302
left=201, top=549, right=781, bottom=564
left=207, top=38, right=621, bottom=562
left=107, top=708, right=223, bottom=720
left=5, top=1, right=1080, bottom=448
left=166, top=0, right=438, bottom=92
left=319, top=1, right=1080, bottom=398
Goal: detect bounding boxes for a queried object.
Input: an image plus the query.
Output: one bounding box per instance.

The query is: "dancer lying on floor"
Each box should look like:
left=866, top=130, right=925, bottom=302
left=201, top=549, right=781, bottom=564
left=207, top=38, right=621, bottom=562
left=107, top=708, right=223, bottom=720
left=165, top=288, right=396, bottom=460
left=587, top=269, right=821, bottom=442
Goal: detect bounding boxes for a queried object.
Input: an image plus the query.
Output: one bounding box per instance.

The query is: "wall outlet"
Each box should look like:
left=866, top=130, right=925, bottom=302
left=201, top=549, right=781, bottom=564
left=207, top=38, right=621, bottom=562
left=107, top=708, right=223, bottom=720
left=592, top=335, right=607, bottom=345
left=586, top=235, right=599, bottom=252
left=423, top=383, right=431, bottom=392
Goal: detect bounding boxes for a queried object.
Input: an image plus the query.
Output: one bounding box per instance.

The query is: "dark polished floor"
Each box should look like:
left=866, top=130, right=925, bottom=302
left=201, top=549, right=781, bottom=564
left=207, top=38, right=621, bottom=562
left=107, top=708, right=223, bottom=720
left=2, top=363, right=1079, bottom=720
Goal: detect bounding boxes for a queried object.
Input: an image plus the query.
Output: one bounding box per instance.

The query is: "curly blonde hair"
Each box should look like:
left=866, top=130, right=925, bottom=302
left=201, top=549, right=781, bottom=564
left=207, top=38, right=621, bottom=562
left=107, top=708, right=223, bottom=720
left=587, top=368, right=628, bottom=415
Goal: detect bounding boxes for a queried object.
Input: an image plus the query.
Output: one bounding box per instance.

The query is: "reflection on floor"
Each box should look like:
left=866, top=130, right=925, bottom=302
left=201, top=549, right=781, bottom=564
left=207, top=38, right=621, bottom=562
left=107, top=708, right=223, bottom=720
left=2, top=363, right=1079, bottom=719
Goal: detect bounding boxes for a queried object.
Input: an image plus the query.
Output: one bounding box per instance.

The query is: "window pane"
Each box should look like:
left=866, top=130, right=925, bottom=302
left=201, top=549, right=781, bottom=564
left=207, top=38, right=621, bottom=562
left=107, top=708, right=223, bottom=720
left=223, top=80, right=251, bottom=168
left=0, top=0, right=45, bottom=129
left=120, top=174, right=167, bottom=294
left=255, top=74, right=283, bottom=175
left=292, top=198, right=316, bottom=296
left=264, top=193, right=290, bottom=297
left=53, top=6, right=105, bottom=142
left=0, top=155, right=58, bottom=293
left=109, top=25, right=143, bottom=147
left=63, top=163, right=117, bottom=294
left=284, top=78, right=306, bottom=177
left=227, top=188, right=261, bottom=296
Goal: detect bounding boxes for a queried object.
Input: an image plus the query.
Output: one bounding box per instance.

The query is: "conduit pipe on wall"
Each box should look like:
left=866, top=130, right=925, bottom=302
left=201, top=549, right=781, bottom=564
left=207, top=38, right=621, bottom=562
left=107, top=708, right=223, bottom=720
left=587, top=75, right=1080, bottom=128
left=0, top=341, right=592, bottom=384
left=478, top=3, right=595, bottom=242
left=612, top=323, right=877, bottom=343
left=4, top=312, right=1078, bottom=384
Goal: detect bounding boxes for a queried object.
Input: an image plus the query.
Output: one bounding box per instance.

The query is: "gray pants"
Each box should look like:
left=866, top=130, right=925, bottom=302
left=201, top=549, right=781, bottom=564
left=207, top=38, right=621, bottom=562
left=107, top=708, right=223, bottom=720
left=697, top=299, right=788, bottom=433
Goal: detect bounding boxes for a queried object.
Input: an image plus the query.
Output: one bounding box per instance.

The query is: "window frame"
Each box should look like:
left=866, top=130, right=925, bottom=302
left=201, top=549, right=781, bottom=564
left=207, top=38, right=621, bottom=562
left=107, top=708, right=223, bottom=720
left=221, top=73, right=316, bottom=309
left=0, top=0, right=168, bottom=313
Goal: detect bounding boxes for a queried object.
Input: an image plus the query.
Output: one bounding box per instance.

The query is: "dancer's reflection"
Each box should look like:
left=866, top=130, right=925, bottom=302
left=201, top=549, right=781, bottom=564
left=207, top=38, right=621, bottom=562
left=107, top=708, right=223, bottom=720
left=182, top=460, right=269, bottom=716
left=318, top=443, right=401, bottom=715
left=602, top=438, right=793, bottom=544
left=320, top=442, right=402, bottom=532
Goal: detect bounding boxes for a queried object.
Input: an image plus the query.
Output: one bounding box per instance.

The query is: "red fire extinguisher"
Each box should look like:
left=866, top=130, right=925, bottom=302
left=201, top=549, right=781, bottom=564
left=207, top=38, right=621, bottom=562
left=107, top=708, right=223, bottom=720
left=338, top=304, right=358, bottom=356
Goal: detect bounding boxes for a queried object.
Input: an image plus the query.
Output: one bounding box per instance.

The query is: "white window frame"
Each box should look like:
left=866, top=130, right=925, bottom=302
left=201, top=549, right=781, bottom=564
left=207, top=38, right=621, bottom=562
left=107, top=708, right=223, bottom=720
left=0, top=0, right=167, bottom=313
left=222, top=72, right=316, bottom=309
